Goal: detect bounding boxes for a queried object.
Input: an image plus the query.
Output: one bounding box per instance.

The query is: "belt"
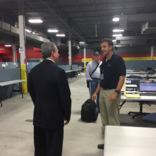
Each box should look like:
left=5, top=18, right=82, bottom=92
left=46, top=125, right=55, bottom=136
left=103, top=88, right=115, bottom=90
left=92, top=77, right=100, bottom=80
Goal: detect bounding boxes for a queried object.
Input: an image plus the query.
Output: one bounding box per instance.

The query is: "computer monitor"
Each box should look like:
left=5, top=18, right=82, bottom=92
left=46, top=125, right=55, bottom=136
left=139, top=82, right=156, bottom=92
left=147, top=67, right=152, bottom=70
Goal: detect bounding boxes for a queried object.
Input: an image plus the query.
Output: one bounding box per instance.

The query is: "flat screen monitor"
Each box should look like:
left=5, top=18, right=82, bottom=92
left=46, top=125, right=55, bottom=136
left=139, top=82, right=156, bottom=92
left=147, top=67, right=152, bottom=70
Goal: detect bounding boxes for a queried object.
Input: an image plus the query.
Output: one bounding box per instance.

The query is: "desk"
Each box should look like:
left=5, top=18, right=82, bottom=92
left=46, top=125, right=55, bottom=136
left=126, top=71, right=148, bottom=74
left=126, top=74, right=156, bottom=78
left=65, top=69, right=81, bottom=78
left=126, top=69, right=134, bottom=72
left=120, top=95, right=156, bottom=119
left=104, top=126, right=156, bottom=156
left=65, top=69, right=81, bottom=73
left=0, top=80, right=26, bottom=107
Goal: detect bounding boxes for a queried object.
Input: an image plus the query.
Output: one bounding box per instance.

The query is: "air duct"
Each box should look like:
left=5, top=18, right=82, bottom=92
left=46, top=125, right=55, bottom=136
left=141, top=22, right=156, bottom=34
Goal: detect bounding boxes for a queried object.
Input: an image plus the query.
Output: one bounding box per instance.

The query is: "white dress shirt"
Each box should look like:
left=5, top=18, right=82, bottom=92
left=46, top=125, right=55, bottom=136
left=46, top=58, right=55, bottom=63
left=85, top=60, right=102, bottom=80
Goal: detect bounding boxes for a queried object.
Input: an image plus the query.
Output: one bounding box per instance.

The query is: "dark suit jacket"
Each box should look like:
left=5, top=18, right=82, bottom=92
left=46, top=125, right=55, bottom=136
left=29, top=59, right=71, bottom=129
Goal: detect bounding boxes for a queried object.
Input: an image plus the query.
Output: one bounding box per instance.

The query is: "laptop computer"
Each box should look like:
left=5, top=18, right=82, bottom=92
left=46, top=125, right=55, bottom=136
left=138, top=81, right=156, bottom=98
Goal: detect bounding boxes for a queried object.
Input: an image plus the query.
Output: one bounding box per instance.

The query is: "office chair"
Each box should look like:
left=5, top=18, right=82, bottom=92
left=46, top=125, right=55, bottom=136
left=147, top=67, right=152, bottom=70
left=143, top=113, right=156, bottom=124
left=140, top=69, right=145, bottom=71
left=131, top=79, right=139, bottom=84
left=148, top=72, right=155, bottom=75
left=128, top=75, right=140, bottom=79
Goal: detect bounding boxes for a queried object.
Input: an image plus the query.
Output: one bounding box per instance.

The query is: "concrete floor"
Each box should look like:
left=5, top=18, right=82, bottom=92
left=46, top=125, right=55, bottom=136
left=0, top=73, right=156, bottom=156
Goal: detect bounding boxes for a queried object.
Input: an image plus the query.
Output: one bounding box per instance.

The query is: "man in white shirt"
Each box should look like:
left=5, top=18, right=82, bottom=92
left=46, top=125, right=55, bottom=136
left=85, top=52, right=102, bottom=113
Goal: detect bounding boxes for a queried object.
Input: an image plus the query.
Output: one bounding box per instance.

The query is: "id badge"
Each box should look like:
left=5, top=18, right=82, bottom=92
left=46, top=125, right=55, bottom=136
left=101, top=73, right=104, bottom=80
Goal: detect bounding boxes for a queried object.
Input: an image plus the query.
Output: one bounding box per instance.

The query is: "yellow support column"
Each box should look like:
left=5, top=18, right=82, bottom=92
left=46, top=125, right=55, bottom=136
left=21, top=65, right=28, bottom=93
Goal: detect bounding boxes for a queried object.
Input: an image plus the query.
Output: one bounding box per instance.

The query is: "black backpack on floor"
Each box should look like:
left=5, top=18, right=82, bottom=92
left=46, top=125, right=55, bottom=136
left=81, top=99, right=98, bottom=122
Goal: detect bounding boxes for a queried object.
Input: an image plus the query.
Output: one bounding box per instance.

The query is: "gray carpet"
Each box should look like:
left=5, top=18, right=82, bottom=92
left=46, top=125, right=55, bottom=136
left=120, top=114, right=156, bottom=128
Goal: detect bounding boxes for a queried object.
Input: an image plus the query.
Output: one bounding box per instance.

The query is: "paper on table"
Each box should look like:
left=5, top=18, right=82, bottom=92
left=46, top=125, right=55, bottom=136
left=125, top=94, right=140, bottom=98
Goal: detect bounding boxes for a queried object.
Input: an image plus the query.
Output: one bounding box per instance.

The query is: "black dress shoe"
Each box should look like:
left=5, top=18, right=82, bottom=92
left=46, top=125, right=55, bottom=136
left=97, top=144, right=104, bottom=149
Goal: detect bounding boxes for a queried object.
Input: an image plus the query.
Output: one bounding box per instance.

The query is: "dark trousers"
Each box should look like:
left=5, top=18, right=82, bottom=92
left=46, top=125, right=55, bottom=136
left=34, top=126, right=64, bottom=156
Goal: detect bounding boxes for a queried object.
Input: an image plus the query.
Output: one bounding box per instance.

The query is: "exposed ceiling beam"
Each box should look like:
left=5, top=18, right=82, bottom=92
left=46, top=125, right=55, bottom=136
left=25, top=0, right=150, bottom=9
left=116, top=36, right=156, bottom=40
left=127, top=13, right=156, bottom=22
left=66, top=13, right=156, bottom=21
left=23, top=6, right=156, bottom=14
left=145, top=0, right=154, bottom=13
left=39, top=0, right=85, bottom=40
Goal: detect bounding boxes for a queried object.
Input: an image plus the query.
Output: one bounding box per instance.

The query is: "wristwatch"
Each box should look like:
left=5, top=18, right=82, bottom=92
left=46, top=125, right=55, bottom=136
left=115, top=90, right=120, bottom=95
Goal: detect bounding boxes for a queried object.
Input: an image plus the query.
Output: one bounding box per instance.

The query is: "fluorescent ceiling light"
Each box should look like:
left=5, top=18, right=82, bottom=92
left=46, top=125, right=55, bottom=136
left=5, top=44, right=12, bottom=47
left=25, top=29, right=31, bottom=33
left=112, top=40, right=116, bottom=42
left=29, top=19, right=43, bottom=23
left=112, top=34, right=123, bottom=37
left=79, top=42, right=85, bottom=44
left=112, top=17, right=120, bottom=22
left=113, top=29, right=124, bottom=32
left=48, top=29, right=58, bottom=33
left=56, top=34, right=65, bottom=37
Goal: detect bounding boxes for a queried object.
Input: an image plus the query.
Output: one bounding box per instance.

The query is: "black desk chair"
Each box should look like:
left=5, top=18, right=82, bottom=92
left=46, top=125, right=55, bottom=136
left=128, top=101, right=152, bottom=119
left=128, top=75, right=141, bottom=79
left=143, top=113, right=156, bottom=124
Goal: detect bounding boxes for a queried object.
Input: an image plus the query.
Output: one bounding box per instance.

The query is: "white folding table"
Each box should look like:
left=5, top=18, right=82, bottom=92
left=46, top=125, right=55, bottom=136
left=0, top=80, right=26, bottom=107
left=104, top=126, right=156, bottom=156
left=119, top=95, right=156, bottom=119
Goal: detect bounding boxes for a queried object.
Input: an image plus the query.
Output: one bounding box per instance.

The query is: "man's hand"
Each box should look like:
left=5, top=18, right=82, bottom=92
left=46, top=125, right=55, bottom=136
left=92, top=93, right=97, bottom=101
left=108, top=92, right=118, bottom=102
left=64, top=119, right=69, bottom=125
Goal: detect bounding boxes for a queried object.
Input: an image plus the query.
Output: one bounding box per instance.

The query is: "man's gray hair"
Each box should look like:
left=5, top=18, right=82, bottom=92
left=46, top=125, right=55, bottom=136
left=41, top=42, right=57, bottom=59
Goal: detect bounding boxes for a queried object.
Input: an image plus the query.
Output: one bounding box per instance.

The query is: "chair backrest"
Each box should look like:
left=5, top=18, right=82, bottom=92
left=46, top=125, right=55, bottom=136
left=128, top=75, right=140, bottom=79
left=147, top=67, right=152, bottom=70
left=148, top=72, right=155, bottom=75
left=131, top=79, right=139, bottom=84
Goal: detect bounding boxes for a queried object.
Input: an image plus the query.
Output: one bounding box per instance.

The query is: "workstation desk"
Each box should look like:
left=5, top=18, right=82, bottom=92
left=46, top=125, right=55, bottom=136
left=126, top=71, right=148, bottom=74
left=0, top=80, right=26, bottom=107
left=65, top=69, right=81, bottom=78
left=65, top=69, right=81, bottom=73
left=120, top=94, right=156, bottom=119
left=104, top=126, right=156, bottom=156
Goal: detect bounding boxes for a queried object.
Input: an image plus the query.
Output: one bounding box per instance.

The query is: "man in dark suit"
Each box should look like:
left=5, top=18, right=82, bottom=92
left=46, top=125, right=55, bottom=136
left=29, top=42, right=71, bottom=156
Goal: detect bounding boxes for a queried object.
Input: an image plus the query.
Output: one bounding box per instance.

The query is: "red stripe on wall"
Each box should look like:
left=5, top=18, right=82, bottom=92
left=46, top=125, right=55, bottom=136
left=119, top=53, right=156, bottom=57
left=1, top=54, right=13, bottom=62
left=0, top=57, right=3, bottom=62
left=60, top=55, right=105, bottom=62
left=33, top=47, right=41, bottom=52
left=0, top=44, right=12, bottom=54
left=17, top=46, right=42, bottom=58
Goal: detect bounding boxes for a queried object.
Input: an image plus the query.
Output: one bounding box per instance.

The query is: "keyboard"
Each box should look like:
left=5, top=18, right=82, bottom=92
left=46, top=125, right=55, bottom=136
left=141, top=96, right=156, bottom=99
left=140, top=93, right=156, bottom=96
